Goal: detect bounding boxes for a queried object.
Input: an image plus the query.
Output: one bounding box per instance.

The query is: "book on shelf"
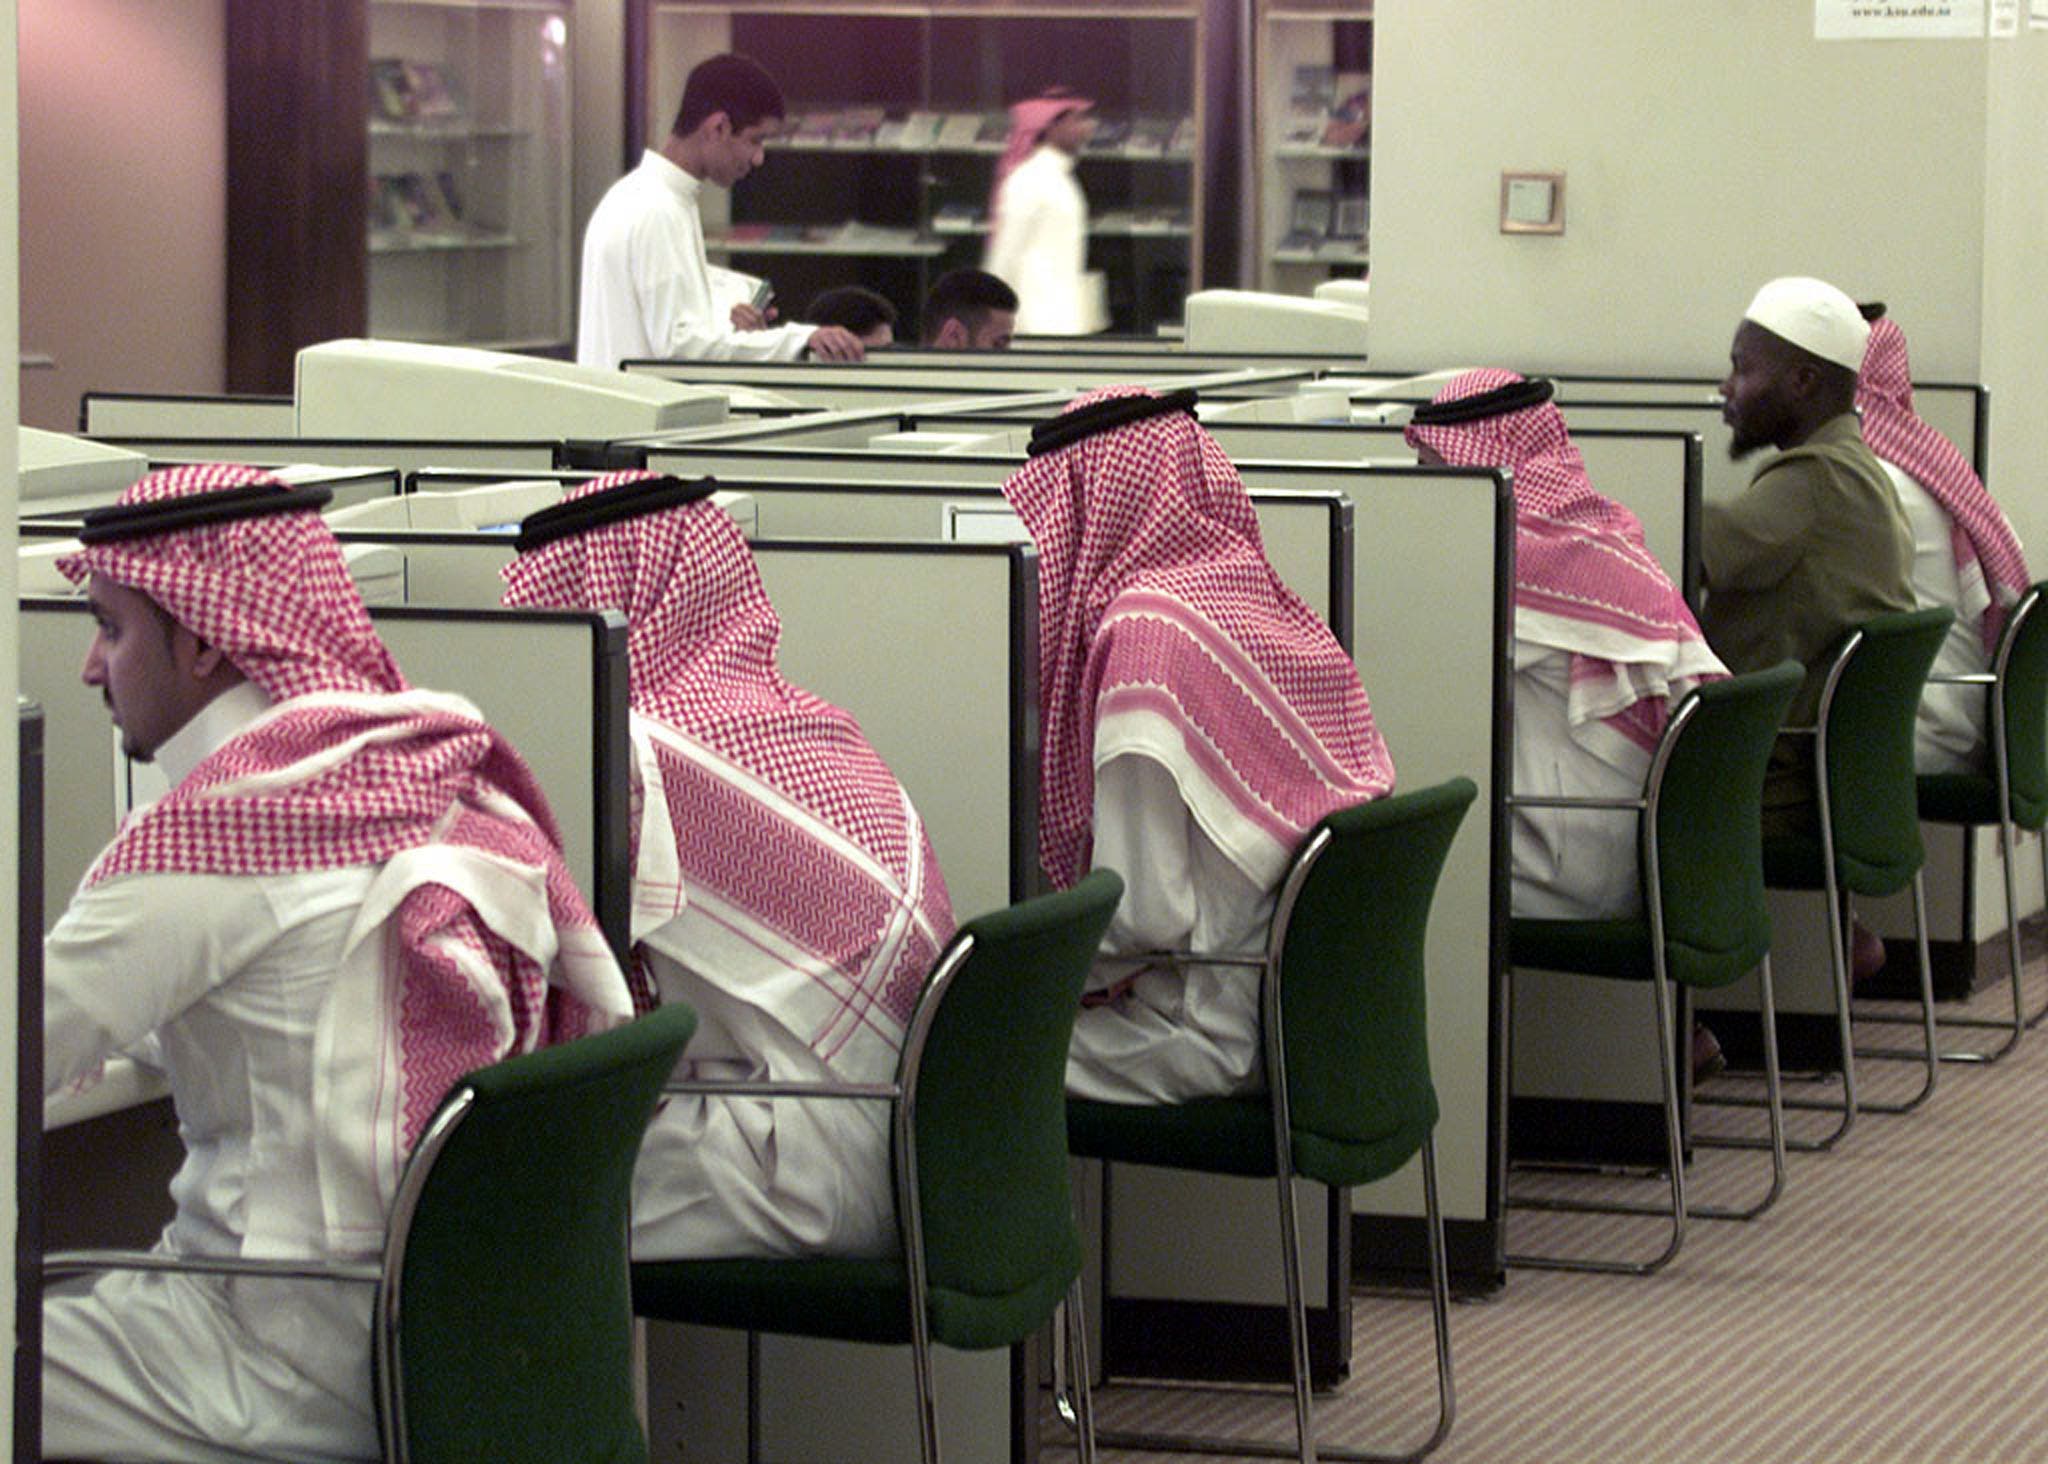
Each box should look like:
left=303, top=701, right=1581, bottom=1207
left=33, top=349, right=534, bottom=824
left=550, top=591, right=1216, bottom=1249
left=1167, top=115, right=1197, bottom=154
left=872, top=114, right=910, bottom=149
left=368, top=56, right=464, bottom=124
left=935, top=112, right=985, bottom=149
left=1126, top=116, right=1175, bottom=155
left=1086, top=117, right=1132, bottom=153
left=1290, top=64, right=1336, bottom=115
left=1321, top=71, right=1371, bottom=150
left=832, top=107, right=886, bottom=146
left=973, top=112, right=1011, bottom=146
left=1290, top=187, right=1336, bottom=239
left=894, top=110, right=945, bottom=149
left=932, top=201, right=985, bottom=232
left=791, top=110, right=838, bottom=144
left=1331, top=191, right=1368, bottom=240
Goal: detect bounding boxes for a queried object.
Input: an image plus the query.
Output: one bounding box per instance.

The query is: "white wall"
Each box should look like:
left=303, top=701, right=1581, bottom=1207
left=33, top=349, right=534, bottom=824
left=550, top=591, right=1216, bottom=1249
left=1371, top=1, right=2048, bottom=568
left=18, top=0, right=226, bottom=430
left=1371, top=3, right=1988, bottom=373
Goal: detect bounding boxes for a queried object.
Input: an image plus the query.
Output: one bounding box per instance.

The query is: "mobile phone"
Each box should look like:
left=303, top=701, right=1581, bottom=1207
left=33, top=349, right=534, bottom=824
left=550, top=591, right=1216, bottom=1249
left=749, top=279, right=776, bottom=312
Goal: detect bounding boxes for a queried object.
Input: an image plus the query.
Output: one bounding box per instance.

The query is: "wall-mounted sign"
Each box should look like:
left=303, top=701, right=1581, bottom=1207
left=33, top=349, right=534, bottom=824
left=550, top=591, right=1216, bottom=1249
left=1815, top=0, right=1985, bottom=37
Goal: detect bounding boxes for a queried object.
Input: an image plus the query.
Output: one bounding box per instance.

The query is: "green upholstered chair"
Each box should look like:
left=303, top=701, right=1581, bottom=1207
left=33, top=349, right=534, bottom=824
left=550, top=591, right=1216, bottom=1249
left=43, top=1000, right=699, bottom=1464
left=1747, top=607, right=1953, bottom=1149
left=1505, top=663, right=1801, bottom=1276
left=1880, top=581, right=2048, bottom=1061
left=629, top=871, right=1122, bottom=1464
left=1064, top=777, right=1476, bottom=1464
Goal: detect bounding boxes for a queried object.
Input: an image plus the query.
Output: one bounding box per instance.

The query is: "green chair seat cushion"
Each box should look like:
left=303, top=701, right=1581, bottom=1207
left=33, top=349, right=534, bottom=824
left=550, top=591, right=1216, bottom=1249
left=1509, top=914, right=1768, bottom=991
left=1763, top=830, right=1922, bottom=897
left=632, top=1245, right=1081, bottom=1354
left=1919, top=770, right=2048, bottom=831
left=1067, top=1092, right=1436, bottom=1191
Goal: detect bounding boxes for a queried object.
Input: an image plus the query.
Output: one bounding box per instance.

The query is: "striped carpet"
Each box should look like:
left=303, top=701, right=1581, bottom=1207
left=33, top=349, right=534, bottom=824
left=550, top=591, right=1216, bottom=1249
left=1046, top=930, right=2048, bottom=1463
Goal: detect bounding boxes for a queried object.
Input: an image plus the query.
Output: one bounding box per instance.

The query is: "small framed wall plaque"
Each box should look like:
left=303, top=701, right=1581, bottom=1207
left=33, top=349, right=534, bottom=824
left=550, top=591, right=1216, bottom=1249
left=1499, top=171, right=1565, bottom=235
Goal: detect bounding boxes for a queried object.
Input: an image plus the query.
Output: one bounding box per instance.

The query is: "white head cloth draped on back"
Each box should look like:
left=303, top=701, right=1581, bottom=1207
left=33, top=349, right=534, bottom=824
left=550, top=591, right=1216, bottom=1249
left=1858, top=313, right=2030, bottom=654
left=1000, top=386, right=1396, bottom=893
left=1405, top=369, right=1726, bottom=755
left=501, top=470, right=953, bottom=1079
left=58, top=461, right=633, bottom=1249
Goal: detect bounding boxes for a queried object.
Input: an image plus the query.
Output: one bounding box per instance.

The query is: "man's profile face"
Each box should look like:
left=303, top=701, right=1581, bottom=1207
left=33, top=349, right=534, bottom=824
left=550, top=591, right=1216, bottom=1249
left=706, top=114, right=779, bottom=188
left=81, top=574, right=204, bottom=762
left=1720, top=321, right=1801, bottom=460
left=965, top=308, right=1016, bottom=351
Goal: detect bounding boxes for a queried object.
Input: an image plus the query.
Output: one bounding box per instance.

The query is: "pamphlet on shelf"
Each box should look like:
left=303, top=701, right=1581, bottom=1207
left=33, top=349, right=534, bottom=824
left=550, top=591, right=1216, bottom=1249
left=895, top=111, right=945, bottom=149
left=403, top=60, right=462, bottom=120
left=1086, top=117, right=1132, bottom=152
left=1127, top=117, right=1174, bottom=155
left=833, top=106, right=885, bottom=146
left=1332, top=192, right=1368, bottom=239
left=935, top=112, right=984, bottom=149
left=1291, top=64, right=1336, bottom=115
left=1322, top=71, right=1371, bottom=150
left=1168, top=115, right=1197, bottom=154
left=973, top=113, right=1010, bottom=147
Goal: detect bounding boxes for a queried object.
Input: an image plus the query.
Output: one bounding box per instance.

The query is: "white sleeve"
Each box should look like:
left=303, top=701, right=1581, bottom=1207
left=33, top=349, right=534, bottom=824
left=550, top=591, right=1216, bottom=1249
left=42, top=872, right=278, bottom=1095
left=638, top=202, right=816, bottom=363
left=1090, top=753, right=1198, bottom=953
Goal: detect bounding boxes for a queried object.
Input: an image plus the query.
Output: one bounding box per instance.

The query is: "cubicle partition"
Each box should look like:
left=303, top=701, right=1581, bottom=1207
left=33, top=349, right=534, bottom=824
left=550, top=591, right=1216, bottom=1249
left=18, top=464, right=404, bottom=521
left=18, top=599, right=632, bottom=962
left=84, top=435, right=566, bottom=478
left=16, top=702, right=42, bottom=1464
left=623, top=358, right=1317, bottom=410
left=80, top=391, right=296, bottom=439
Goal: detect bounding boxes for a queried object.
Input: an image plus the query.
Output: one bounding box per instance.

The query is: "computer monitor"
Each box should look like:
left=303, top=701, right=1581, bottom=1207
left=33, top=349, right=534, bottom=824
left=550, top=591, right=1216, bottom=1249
left=294, top=338, right=732, bottom=440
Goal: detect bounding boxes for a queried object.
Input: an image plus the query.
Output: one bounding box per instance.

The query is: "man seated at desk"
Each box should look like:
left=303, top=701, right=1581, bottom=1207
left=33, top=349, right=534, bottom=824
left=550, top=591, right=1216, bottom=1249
left=1405, top=369, right=1726, bottom=920
left=1700, top=276, right=1916, bottom=840
left=503, top=471, right=954, bottom=1257
left=1856, top=304, right=2030, bottom=776
left=41, top=463, right=634, bottom=1464
left=920, top=268, right=1019, bottom=351
left=999, top=388, right=1395, bottom=1103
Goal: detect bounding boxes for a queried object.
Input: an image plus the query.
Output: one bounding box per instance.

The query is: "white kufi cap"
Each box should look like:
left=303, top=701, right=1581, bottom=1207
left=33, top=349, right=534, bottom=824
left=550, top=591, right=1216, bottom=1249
left=1742, top=276, right=1870, bottom=372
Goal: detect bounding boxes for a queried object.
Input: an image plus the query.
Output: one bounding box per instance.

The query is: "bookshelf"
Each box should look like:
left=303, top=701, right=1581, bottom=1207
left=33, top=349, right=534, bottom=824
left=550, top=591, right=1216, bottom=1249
left=644, top=1, right=1205, bottom=337
left=1254, top=0, right=1371, bottom=292
left=367, top=0, right=576, bottom=350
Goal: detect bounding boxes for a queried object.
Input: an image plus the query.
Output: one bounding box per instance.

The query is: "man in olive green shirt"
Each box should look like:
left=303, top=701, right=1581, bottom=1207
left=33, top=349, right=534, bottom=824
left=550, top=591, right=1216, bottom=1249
left=1701, top=276, right=1915, bottom=835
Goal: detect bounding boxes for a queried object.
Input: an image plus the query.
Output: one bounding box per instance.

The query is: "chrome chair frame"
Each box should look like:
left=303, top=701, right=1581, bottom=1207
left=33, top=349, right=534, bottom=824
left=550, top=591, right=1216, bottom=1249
left=45, top=1088, right=473, bottom=1464
left=661, top=931, right=1100, bottom=1464
left=1505, top=689, right=1789, bottom=1277
left=1704, top=626, right=1942, bottom=1151
left=1861, top=585, right=2048, bottom=1062
left=1070, top=821, right=1455, bottom=1464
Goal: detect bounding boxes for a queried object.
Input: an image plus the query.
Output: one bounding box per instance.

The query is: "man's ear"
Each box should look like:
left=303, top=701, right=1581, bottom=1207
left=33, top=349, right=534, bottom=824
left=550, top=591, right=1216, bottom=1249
left=933, top=318, right=967, bottom=349
left=702, top=109, right=733, bottom=142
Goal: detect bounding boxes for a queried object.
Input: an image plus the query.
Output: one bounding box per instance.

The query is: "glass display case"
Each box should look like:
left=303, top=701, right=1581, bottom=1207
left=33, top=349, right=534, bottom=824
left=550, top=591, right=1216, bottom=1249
left=367, top=0, right=575, bottom=350
left=646, top=1, right=1205, bottom=337
left=1254, top=0, right=1371, bottom=293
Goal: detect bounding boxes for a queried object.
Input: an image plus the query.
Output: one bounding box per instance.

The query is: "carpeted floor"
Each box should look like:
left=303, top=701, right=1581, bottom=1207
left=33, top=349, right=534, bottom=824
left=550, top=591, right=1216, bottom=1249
left=1051, top=935, right=2048, bottom=1463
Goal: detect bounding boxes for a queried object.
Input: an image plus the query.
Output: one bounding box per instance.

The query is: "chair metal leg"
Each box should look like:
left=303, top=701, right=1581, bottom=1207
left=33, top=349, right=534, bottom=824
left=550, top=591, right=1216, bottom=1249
left=1848, top=875, right=1940, bottom=1113
left=1089, top=1160, right=1456, bottom=1463
left=1862, top=816, right=2030, bottom=1060
left=1057, top=1285, right=1099, bottom=1464
left=1506, top=972, right=1688, bottom=1275
left=1687, top=954, right=1787, bottom=1220
left=909, top=1310, right=941, bottom=1464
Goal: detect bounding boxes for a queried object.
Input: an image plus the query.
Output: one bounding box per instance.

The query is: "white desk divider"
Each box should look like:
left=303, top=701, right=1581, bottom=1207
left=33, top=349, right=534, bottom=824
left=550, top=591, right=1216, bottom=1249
left=84, top=435, right=566, bottom=478
left=311, top=522, right=1038, bottom=926
left=622, top=358, right=1318, bottom=409
left=17, top=599, right=632, bottom=968
left=18, top=463, right=403, bottom=520
left=80, top=391, right=297, bottom=439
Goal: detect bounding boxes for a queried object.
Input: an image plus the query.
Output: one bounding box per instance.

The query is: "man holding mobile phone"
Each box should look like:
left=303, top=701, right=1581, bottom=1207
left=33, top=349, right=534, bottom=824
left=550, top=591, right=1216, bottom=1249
left=576, top=53, right=866, bottom=368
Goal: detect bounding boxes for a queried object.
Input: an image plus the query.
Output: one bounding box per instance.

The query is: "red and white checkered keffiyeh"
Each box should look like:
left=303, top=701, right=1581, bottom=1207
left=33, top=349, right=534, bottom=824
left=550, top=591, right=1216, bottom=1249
left=58, top=462, right=633, bottom=1243
left=1406, top=369, right=1726, bottom=755
left=1858, top=318, right=2029, bottom=653
left=501, top=470, right=953, bottom=1075
left=1002, top=387, right=1395, bottom=893
left=990, top=92, right=1092, bottom=216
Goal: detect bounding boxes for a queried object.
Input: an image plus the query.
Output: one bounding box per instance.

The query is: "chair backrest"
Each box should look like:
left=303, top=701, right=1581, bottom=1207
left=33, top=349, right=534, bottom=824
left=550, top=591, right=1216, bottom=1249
left=1270, top=777, right=1477, bottom=1189
left=377, top=1002, right=699, bottom=1464
left=1815, top=606, right=1953, bottom=894
left=899, top=869, right=1122, bottom=1351
left=1646, top=662, right=1804, bottom=988
left=1993, top=582, right=2048, bottom=828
